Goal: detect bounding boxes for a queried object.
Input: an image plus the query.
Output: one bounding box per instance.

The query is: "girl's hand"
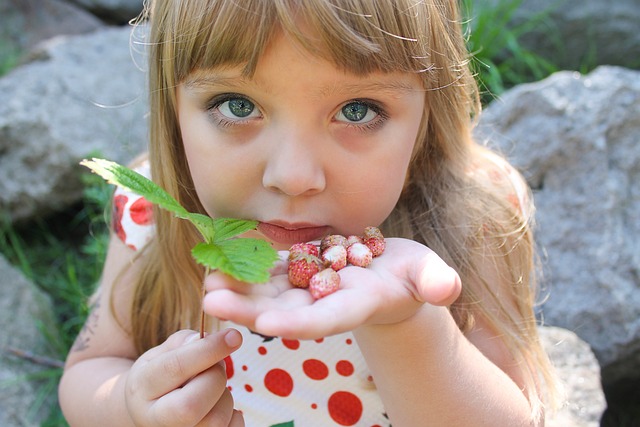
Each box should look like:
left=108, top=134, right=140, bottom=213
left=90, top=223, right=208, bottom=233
left=125, top=329, right=245, bottom=427
left=202, top=238, right=461, bottom=340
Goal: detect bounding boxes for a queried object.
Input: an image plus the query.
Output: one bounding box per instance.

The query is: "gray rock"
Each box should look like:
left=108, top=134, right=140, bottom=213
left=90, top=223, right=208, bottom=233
left=541, top=326, right=606, bottom=427
left=0, top=256, right=58, bottom=427
left=0, top=25, right=149, bottom=222
left=516, top=0, right=640, bottom=71
left=475, top=65, right=640, bottom=387
left=474, top=0, right=640, bottom=72
left=68, top=0, right=144, bottom=23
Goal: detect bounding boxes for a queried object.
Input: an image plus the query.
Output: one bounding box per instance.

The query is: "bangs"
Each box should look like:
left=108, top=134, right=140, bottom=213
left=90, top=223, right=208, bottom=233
left=160, top=0, right=434, bottom=82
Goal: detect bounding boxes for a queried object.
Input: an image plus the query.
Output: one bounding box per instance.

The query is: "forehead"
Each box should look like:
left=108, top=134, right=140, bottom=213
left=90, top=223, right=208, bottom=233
left=182, top=50, right=424, bottom=99
left=165, top=0, right=433, bottom=83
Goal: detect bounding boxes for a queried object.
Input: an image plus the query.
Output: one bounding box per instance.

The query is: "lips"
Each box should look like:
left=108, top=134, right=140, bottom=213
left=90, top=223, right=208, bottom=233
left=257, top=222, right=330, bottom=245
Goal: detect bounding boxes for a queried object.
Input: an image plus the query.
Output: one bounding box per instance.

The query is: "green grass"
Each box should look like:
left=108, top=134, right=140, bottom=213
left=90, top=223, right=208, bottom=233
left=461, top=0, right=560, bottom=105
left=0, top=172, right=111, bottom=426
left=0, top=35, right=22, bottom=77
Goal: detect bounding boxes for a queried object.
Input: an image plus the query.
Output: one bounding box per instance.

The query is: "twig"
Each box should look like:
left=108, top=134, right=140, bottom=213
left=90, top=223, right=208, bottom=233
left=200, top=266, right=211, bottom=339
left=5, top=347, right=64, bottom=369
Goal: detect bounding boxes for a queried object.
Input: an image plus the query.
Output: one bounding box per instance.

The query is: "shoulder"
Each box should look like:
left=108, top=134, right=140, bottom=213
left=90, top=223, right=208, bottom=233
left=466, top=148, right=531, bottom=219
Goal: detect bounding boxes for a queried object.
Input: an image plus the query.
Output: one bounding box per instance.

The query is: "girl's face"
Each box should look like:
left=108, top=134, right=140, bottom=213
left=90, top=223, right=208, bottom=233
left=176, top=31, right=425, bottom=249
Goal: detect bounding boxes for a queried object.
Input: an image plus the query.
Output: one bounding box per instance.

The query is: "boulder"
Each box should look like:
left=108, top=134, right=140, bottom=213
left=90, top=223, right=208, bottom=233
left=0, top=256, right=58, bottom=427
left=0, top=0, right=104, bottom=54
left=475, top=65, right=640, bottom=388
left=541, top=326, right=606, bottom=427
left=474, top=0, right=640, bottom=72
left=515, top=0, right=640, bottom=71
left=67, top=0, right=144, bottom=23
left=0, top=25, right=149, bottom=223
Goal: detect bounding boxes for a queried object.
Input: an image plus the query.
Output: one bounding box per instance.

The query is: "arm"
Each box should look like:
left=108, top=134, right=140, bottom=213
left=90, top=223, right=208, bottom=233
left=58, top=236, right=243, bottom=427
left=354, top=307, right=534, bottom=427
left=203, top=238, right=539, bottom=427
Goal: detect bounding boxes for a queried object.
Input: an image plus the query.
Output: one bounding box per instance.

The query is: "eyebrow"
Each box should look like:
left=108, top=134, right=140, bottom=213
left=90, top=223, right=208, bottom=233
left=183, top=74, right=249, bottom=90
left=183, top=72, right=419, bottom=98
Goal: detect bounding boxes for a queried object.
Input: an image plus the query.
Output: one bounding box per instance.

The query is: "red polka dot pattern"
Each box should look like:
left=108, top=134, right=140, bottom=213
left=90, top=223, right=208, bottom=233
left=264, top=368, right=294, bottom=397
left=328, top=391, right=363, bottom=426
left=336, top=360, right=355, bottom=377
left=303, top=359, right=329, bottom=380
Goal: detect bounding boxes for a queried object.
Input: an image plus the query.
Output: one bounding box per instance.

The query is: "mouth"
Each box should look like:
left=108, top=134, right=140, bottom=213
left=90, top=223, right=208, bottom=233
left=257, top=222, right=330, bottom=246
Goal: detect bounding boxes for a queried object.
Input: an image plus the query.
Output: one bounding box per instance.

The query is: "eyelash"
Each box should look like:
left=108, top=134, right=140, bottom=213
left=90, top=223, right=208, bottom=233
left=338, top=99, right=389, bottom=133
left=205, top=93, right=260, bottom=128
left=205, top=94, right=389, bottom=132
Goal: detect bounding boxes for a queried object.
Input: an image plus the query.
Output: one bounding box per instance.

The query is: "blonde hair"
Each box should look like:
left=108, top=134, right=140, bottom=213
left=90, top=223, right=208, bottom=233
left=127, top=0, right=559, bottom=421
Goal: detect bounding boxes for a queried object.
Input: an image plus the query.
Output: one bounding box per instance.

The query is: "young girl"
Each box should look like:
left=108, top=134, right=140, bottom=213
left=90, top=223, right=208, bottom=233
left=59, top=0, right=559, bottom=425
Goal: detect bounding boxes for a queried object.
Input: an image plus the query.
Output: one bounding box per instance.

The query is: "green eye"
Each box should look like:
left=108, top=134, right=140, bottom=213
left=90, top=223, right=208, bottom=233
left=341, top=102, right=369, bottom=122
left=224, top=98, right=255, bottom=118
left=336, top=101, right=380, bottom=124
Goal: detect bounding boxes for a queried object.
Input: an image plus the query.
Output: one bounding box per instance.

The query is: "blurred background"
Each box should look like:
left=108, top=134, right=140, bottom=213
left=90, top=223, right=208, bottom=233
left=0, top=0, right=638, bottom=425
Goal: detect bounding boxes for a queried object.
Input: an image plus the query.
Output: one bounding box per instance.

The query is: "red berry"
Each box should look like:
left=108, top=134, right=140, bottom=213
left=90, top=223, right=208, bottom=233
left=364, top=237, right=385, bottom=257
left=363, top=226, right=384, bottom=239
left=346, top=235, right=363, bottom=246
left=346, top=242, right=373, bottom=267
left=309, top=268, right=340, bottom=299
left=320, top=234, right=348, bottom=252
left=287, top=254, right=322, bottom=288
left=321, top=244, right=347, bottom=271
left=288, top=242, right=319, bottom=260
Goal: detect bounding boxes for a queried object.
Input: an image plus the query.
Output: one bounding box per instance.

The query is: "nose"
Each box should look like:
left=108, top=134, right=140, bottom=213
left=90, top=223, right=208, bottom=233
left=262, top=125, right=327, bottom=197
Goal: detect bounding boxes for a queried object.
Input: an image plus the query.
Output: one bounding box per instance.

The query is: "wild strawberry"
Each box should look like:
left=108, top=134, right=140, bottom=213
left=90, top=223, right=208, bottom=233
left=363, top=226, right=385, bottom=257
left=288, top=254, right=322, bottom=288
left=346, top=242, right=373, bottom=267
left=288, top=242, right=319, bottom=260
left=320, top=234, right=348, bottom=252
left=309, top=268, right=340, bottom=299
left=364, top=237, right=385, bottom=257
left=346, top=235, right=363, bottom=246
left=363, top=226, right=383, bottom=240
left=321, top=244, right=347, bottom=271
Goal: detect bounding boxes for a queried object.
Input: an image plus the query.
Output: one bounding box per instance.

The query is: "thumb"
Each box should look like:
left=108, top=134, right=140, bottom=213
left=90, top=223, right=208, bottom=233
left=412, top=252, right=462, bottom=306
left=135, top=329, right=243, bottom=395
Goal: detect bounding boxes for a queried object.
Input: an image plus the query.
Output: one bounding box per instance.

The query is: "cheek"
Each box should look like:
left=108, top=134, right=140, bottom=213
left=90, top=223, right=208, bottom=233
left=179, top=119, right=246, bottom=216
left=334, top=145, right=414, bottom=231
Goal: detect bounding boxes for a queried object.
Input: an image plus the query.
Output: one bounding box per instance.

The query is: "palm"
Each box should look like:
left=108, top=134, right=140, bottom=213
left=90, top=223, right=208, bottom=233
left=202, top=238, right=460, bottom=339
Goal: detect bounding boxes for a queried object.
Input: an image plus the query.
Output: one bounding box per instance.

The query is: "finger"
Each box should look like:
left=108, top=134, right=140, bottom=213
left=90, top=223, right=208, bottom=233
left=204, top=270, right=293, bottom=297
left=253, top=286, right=378, bottom=339
left=195, top=388, right=237, bottom=427
left=203, top=286, right=314, bottom=331
left=137, top=329, right=242, bottom=399
left=139, top=329, right=200, bottom=360
left=229, top=409, right=246, bottom=427
left=412, top=251, right=462, bottom=306
left=151, top=360, right=229, bottom=426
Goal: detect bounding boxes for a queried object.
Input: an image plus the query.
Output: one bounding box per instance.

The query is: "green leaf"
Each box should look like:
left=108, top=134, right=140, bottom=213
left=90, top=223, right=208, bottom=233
left=80, top=158, right=189, bottom=219
left=191, top=239, right=279, bottom=283
left=81, top=158, right=279, bottom=283
left=211, top=218, right=259, bottom=243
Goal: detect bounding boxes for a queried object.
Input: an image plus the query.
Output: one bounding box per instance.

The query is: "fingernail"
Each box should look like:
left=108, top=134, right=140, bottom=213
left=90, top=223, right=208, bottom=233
left=224, top=329, right=242, bottom=348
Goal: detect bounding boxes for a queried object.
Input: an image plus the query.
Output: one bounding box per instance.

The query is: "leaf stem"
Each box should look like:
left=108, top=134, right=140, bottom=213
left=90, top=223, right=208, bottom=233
left=200, top=266, right=210, bottom=339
